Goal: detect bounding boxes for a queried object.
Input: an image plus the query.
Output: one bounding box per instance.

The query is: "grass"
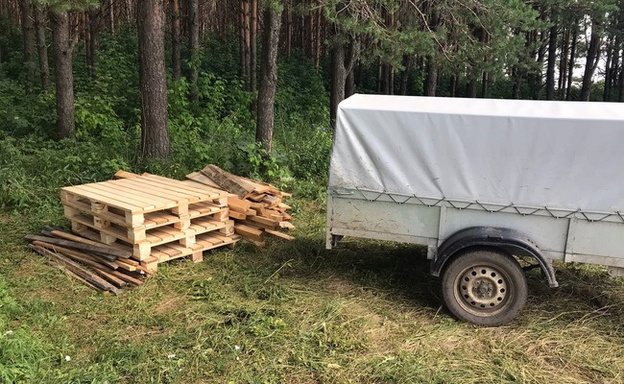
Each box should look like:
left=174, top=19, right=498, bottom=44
left=1, top=197, right=624, bottom=383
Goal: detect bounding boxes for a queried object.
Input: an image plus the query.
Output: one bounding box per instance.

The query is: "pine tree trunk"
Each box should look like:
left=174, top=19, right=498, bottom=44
left=171, top=0, right=181, bottom=80
left=138, top=0, right=169, bottom=159
left=285, top=1, right=292, bottom=58
left=109, top=0, right=115, bottom=32
left=256, top=5, right=282, bottom=153
left=450, top=75, right=457, bottom=97
left=619, top=63, right=624, bottom=102
left=86, top=9, right=99, bottom=79
left=546, top=22, right=557, bottom=100
left=603, top=39, right=613, bottom=101
left=467, top=78, right=477, bottom=98
left=34, top=4, right=49, bottom=90
left=330, top=43, right=346, bottom=129
left=189, top=0, right=200, bottom=101
left=566, top=26, right=578, bottom=101
left=250, top=0, right=258, bottom=94
left=559, top=29, right=569, bottom=94
left=424, top=56, right=437, bottom=96
left=50, top=10, right=75, bottom=139
left=481, top=71, right=490, bottom=98
left=239, top=1, right=248, bottom=81
left=19, top=0, right=35, bottom=93
left=581, top=25, right=601, bottom=101
left=399, top=55, right=411, bottom=95
left=345, top=67, right=355, bottom=98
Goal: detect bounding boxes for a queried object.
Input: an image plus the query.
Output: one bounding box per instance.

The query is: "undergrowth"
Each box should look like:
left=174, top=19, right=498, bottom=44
left=1, top=26, right=622, bottom=384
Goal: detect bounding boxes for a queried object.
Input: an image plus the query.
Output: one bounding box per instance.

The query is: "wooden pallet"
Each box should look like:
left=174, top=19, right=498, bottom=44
left=61, top=174, right=237, bottom=266
left=146, top=232, right=241, bottom=268
left=61, top=174, right=228, bottom=227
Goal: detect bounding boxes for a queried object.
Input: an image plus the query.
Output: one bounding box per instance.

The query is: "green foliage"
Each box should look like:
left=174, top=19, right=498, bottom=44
left=0, top=133, right=132, bottom=213
left=0, top=279, right=51, bottom=383
left=0, top=78, right=57, bottom=137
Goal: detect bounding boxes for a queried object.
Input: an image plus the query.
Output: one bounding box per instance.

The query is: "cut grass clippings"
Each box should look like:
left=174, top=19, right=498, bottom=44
left=1, top=199, right=624, bottom=383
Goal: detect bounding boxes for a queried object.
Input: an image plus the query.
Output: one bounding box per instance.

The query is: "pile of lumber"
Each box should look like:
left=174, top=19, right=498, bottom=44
left=26, top=227, right=150, bottom=295
left=186, top=164, right=295, bottom=246
left=62, top=171, right=239, bottom=272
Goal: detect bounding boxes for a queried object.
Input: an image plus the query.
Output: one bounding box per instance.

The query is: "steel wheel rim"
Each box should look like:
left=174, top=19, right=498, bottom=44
left=453, top=265, right=511, bottom=315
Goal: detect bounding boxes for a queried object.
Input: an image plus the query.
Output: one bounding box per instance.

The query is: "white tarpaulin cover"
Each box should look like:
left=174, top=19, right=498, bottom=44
left=329, top=94, right=624, bottom=214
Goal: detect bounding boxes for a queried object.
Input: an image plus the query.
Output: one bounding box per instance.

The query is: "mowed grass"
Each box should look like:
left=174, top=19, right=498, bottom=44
left=1, top=199, right=624, bottom=383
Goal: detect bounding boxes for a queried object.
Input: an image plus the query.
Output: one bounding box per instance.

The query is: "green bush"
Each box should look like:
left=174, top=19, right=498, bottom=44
left=0, top=279, right=50, bottom=383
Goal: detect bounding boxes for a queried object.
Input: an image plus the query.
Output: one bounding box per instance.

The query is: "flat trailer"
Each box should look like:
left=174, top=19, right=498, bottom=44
left=326, top=94, right=624, bottom=326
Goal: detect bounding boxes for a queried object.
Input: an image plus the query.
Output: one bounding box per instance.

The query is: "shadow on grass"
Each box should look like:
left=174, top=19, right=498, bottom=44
left=256, top=234, right=624, bottom=327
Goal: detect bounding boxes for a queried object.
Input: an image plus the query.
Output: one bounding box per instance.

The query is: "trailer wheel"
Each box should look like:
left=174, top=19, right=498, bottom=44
left=441, top=249, right=527, bottom=326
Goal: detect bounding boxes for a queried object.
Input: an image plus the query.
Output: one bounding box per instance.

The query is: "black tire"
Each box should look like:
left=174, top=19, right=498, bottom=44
left=441, top=249, right=528, bottom=326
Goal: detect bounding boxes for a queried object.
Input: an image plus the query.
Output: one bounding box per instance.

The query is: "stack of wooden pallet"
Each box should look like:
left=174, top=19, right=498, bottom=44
left=186, top=164, right=295, bottom=246
left=26, top=227, right=149, bottom=295
left=60, top=173, right=240, bottom=271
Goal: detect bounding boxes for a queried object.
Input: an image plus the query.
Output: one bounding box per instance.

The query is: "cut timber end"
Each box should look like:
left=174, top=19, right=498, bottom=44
left=114, top=170, right=141, bottom=179
left=265, top=229, right=295, bottom=241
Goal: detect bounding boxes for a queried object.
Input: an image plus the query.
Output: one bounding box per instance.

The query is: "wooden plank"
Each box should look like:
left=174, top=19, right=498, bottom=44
left=63, top=200, right=131, bottom=228
left=69, top=215, right=131, bottom=243
left=83, top=181, right=181, bottom=207
left=114, top=170, right=141, bottom=179
left=279, top=221, right=296, bottom=230
left=141, top=174, right=224, bottom=199
left=246, top=215, right=279, bottom=229
left=185, top=172, right=223, bottom=190
left=246, top=192, right=267, bottom=202
left=89, top=267, right=127, bottom=288
left=25, top=235, right=131, bottom=258
left=29, top=245, right=121, bottom=295
left=65, top=184, right=155, bottom=212
left=33, top=240, right=119, bottom=270
left=92, top=265, right=144, bottom=286
left=114, top=177, right=206, bottom=202
left=234, top=224, right=265, bottom=242
left=46, top=229, right=113, bottom=249
left=61, top=188, right=140, bottom=213
left=228, top=196, right=252, bottom=212
left=228, top=210, right=247, bottom=220
left=116, top=260, right=137, bottom=272
left=265, top=229, right=295, bottom=241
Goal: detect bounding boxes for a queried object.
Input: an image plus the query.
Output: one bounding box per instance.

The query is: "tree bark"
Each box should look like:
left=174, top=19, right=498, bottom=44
left=424, top=56, right=437, bottom=96
left=19, top=0, right=35, bottom=93
left=239, top=1, right=249, bottom=81
left=580, top=25, right=601, bottom=101
left=566, top=26, right=578, bottom=101
left=138, top=0, right=169, bottom=159
left=345, top=67, right=355, bottom=98
left=250, top=0, right=258, bottom=95
left=50, top=10, right=75, bottom=139
left=546, top=21, right=557, bottom=100
left=188, top=0, right=200, bottom=101
left=34, top=4, right=49, bottom=90
left=603, top=38, right=613, bottom=101
left=171, top=0, right=181, bottom=80
left=331, top=43, right=347, bottom=128
left=86, top=9, right=99, bottom=79
left=558, top=28, right=569, bottom=94
left=481, top=71, right=490, bottom=98
left=450, top=75, right=457, bottom=97
left=467, top=77, right=477, bottom=98
left=255, top=5, right=282, bottom=153
left=399, top=55, right=411, bottom=95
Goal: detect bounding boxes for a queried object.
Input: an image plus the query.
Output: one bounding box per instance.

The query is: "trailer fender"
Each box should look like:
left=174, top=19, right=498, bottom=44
left=431, top=227, right=558, bottom=288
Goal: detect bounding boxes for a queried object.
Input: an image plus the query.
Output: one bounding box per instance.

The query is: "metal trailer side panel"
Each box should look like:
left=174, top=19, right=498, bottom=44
left=327, top=193, right=624, bottom=269
left=326, top=194, right=440, bottom=248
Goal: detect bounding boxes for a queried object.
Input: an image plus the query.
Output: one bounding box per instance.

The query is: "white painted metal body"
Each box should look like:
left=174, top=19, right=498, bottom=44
left=326, top=189, right=624, bottom=270
left=326, top=95, right=624, bottom=273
